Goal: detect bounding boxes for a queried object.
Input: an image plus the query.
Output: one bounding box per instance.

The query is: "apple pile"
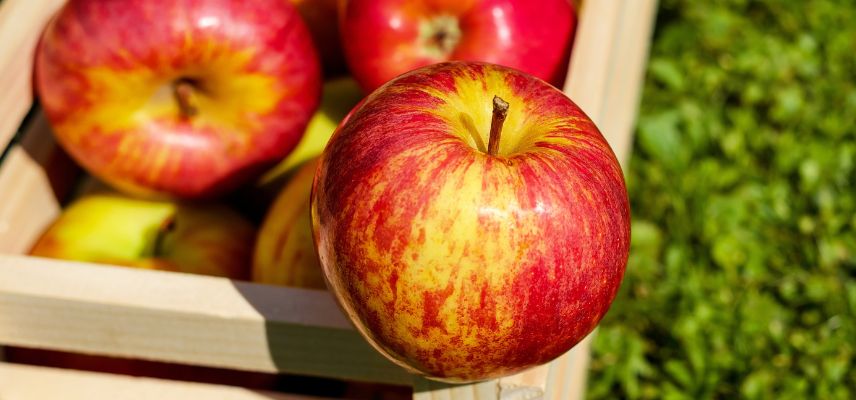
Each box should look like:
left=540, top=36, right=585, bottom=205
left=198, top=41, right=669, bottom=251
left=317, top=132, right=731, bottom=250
left=28, top=0, right=628, bottom=385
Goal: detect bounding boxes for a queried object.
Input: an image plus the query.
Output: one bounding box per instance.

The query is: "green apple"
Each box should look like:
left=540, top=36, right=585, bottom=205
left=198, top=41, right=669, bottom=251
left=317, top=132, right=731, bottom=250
left=30, top=193, right=256, bottom=279
left=259, top=77, right=363, bottom=184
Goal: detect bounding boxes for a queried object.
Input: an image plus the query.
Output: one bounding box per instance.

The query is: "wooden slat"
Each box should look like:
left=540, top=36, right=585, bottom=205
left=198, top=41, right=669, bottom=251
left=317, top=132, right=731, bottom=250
left=0, top=362, right=320, bottom=400
left=597, top=0, right=659, bottom=165
left=0, top=255, right=413, bottom=385
left=0, top=112, right=78, bottom=254
left=413, top=379, right=498, bottom=400
left=0, top=0, right=65, bottom=151
left=550, top=1, right=659, bottom=400
left=412, top=367, right=548, bottom=400
left=565, top=0, right=658, bottom=165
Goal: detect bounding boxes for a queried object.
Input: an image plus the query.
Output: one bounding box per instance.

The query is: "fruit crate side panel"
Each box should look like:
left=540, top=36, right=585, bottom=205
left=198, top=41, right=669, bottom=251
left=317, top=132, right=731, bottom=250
left=0, top=254, right=415, bottom=385
left=547, top=0, right=658, bottom=400
left=566, top=0, right=657, bottom=165
left=0, top=113, right=79, bottom=254
left=0, top=0, right=65, bottom=152
left=0, top=362, right=322, bottom=400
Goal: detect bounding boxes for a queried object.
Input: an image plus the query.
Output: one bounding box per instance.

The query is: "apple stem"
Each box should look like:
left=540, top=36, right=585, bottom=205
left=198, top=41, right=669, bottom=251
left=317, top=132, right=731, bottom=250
left=174, top=79, right=198, bottom=118
left=488, top=96, right=509, bottom=156
left=151, top=216, right=176, bottom=258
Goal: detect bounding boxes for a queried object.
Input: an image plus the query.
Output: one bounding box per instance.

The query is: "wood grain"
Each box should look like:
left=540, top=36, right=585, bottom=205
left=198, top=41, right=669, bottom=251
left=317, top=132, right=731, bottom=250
left=566, top=0, right=659, bottom=166
left=0, top=0, right=64, bottom=151
left=0, top=362, right=321, bottom=400
left=0, top=255, right=412, bottom=385
left=553, top=1, right=659, bottom=399
left=0, top=112, right=78, bottom=254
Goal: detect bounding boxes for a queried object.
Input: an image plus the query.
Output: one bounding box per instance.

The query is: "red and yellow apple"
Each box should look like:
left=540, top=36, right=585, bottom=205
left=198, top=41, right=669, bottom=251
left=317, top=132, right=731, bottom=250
left=35, top=0, right=321, bottom=199
left=254, top=158, right=326, bottom=289
left=30, top=193, right=256, bottom=279
left=340, top=0, right=576, bottom=92
left=311, top=62, right=629, bottom=381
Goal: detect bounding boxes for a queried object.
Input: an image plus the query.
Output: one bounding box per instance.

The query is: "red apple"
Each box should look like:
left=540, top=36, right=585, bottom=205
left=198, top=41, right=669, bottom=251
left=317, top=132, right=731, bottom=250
left=35, top=0, right=321, bottom=199
left=311, top=62, right=629, bottom=381
left=340, top=0, right=576, bottom=92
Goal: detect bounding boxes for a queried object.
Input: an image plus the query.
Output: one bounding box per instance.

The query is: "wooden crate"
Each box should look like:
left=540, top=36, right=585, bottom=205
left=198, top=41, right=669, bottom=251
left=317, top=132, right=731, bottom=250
left=0, top=0, right=657, bottom=398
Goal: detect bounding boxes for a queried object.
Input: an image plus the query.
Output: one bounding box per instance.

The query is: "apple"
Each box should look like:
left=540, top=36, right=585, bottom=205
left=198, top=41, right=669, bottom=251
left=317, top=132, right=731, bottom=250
left=291, top=0, right=347, bottom=76
left=35, top=0, right=321, bottom=199
left=253, top=158, right=326, bottom=289
left=311, top=62, right=630, bottom=381
left=30, top=193, right=256, bottom=279
left=340, top=0, right=576, bottom=92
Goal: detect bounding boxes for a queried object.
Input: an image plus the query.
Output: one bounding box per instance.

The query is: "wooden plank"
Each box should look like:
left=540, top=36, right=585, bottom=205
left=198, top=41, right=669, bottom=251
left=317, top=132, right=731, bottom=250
left=565, top=0, right=658, bottom=165
left=0, top=362, right=321, bottom=400
left=497, top=366, right=549, bottom=399
left=413, top=379, right=498, bottom=400
left=597, top=0, right=659, bottom=164
left=0, top=112, right=78, bottom=254
left=551, top=1, right=659, bottom=400
left=0, top=254, right=413, bottom=385
left=0, top=0, right=65, bottom=151
left=412, top=368, right=548, bottom=400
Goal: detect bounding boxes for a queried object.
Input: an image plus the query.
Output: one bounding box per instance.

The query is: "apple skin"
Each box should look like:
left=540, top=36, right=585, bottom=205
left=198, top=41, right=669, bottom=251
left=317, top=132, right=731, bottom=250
left=30, top=193, right=256, bottom=279
left=35, top=0, right=321, bottom=199
left=253, top=158, right=326, bottom=289
left=340, top=0, right=576, bottom=92
left=311, top=62, right=629, bottom=381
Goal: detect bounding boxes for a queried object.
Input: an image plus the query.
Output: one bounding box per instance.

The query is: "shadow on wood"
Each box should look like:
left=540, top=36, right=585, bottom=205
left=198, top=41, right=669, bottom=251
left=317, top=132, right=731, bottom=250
left=231, top=279, right=416, bottom=398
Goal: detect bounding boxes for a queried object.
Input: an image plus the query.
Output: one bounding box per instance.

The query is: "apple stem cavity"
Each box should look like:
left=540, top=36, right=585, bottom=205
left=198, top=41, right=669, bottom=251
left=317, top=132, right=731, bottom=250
left=173, top=79, right=199, bottom=118
left=421, top=16, right=461, bottom=57
left=488, top=96, right=509, bottom=156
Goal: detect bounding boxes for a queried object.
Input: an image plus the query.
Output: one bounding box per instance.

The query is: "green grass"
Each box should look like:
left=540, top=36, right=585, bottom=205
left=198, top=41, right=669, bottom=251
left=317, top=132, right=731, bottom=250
left=587, top=1, right=856, bottom=398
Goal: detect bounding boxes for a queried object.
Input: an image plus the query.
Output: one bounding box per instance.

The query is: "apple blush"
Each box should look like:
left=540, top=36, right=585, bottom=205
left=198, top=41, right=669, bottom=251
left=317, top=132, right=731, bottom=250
left=35, top=0, right=321, bottom=199
left=340, top=0, right=577, bottom=92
